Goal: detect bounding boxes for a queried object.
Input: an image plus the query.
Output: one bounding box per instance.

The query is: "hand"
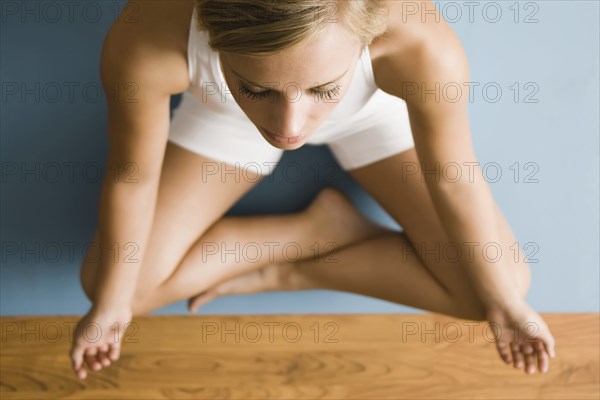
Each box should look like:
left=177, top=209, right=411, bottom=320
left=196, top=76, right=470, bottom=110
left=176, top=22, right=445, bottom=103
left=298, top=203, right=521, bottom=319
left=486, top=301, right=556, bottom=374
left=69, top=306, right=133, bottom=380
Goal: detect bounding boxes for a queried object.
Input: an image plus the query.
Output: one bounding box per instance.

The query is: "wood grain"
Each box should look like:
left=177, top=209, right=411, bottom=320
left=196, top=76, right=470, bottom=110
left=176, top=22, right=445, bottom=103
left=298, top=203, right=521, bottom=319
left=1, top=313, right=598, bottom=399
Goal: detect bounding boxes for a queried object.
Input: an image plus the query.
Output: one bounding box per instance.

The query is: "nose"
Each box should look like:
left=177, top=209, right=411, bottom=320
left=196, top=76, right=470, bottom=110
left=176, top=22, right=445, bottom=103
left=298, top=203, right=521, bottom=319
left=270, top=94, right=308, bottom=137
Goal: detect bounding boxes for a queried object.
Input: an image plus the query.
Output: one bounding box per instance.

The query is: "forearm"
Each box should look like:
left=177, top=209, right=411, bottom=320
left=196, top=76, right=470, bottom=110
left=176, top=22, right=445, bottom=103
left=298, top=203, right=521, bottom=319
left=426, top=169, right=524, bottom=311
left=92, top=176, right=159, bottom=311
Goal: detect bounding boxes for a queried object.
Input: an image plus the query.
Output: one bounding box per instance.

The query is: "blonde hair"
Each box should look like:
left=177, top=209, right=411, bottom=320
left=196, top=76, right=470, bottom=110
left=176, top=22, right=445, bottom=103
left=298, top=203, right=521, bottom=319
left=194, top=0, right=390, bottom=55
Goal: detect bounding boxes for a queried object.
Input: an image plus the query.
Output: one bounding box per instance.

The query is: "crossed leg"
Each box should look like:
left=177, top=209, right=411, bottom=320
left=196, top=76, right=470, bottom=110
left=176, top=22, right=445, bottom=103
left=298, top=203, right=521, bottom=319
left=80, top=143, right=532, bottom=376
left=80, top=142, right=387, bottom=317
left=189, top=147, right=531, bottom=323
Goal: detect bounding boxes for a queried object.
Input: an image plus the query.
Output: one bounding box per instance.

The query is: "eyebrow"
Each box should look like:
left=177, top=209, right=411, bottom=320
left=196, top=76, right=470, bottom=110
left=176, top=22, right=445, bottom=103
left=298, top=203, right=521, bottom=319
left=230, top=66, right=350, bottom=91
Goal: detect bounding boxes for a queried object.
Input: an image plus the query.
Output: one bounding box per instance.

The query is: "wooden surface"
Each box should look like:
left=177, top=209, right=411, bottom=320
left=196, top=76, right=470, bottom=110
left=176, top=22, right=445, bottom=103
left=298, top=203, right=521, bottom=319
left=1, top=313, right=598, bottom=399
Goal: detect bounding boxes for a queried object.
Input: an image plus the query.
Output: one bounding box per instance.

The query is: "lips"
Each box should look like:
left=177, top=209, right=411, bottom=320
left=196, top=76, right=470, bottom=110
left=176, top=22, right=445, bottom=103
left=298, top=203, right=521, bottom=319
left=263, top=128, right=306, bottom=145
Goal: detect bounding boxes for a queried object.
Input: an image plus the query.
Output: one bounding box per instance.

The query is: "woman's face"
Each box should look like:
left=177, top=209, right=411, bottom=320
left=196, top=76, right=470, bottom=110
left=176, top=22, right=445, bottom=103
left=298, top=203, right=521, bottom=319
left=219, top=24, right=362, bottom=150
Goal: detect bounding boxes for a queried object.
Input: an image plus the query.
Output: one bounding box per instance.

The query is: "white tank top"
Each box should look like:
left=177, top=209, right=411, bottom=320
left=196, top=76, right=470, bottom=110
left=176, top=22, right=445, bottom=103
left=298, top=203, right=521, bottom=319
left=185, top=7, right=381, bottom=124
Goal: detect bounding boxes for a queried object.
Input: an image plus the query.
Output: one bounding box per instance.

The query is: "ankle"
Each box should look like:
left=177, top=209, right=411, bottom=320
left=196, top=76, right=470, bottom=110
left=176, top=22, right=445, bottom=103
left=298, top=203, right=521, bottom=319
left=284, top=261, right=323, bottom=290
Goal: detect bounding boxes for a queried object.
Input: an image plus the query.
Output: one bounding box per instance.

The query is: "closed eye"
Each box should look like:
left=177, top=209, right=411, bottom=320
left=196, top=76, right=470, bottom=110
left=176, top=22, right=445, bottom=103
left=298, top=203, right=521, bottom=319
left=238, top=83, right=342, bottom=102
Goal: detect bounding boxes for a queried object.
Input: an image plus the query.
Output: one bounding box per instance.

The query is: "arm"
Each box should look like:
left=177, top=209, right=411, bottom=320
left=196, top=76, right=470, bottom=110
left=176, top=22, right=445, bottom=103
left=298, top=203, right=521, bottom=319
left=92, top=19, right=189, bottom=312
left=70, top=4, right=192, bottom=379
left=381, top=35, right=524, bottom=312
left=378, top=11, right=556, bottom=372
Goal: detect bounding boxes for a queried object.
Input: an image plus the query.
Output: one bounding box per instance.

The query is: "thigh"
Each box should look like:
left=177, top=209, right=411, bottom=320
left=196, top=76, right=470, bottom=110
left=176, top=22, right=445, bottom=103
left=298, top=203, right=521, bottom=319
left=347, top=147, right=530, bottom=309
left=81, top=141, right=266, bottom=302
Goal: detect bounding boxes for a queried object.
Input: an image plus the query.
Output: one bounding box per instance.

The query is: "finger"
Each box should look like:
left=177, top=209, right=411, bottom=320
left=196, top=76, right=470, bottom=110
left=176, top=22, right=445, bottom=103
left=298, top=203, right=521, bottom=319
left=70, top=343, right=85, bottom=372
left=510, top=343, right=524, bottom=369
left=84, top=347, right=102, bottom=371
left=521, top=343, right=536, bottom=374
left=189, top=289, right=219, bottom=313
left=543, top=333, right=556, bottom=359
left=97, top=344, right=111, bottom=367
left=534, top=322, right=557, bottom=359
left=496, top=341, right=513, bottom=364
left=524, top=353, right=536, bottom=375
left=77, top=368, right=87, bottom=380
left=535, top=342, right=550, bottom=374
left=70, top=344, right=88, bottom=380
left=108, top=342, right=121, bottom=361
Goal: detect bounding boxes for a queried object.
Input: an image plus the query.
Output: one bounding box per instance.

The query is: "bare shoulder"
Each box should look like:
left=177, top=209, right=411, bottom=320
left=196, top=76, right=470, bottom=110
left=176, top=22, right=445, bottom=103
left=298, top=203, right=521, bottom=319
left=369, top=0, right=470, bottom=103
left=100, top=0, right=195, bottom=96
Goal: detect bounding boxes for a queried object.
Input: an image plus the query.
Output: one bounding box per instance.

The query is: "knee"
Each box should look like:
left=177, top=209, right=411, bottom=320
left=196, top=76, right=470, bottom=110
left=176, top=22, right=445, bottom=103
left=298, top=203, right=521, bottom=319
left=79, top=255, right=153, bottom=316
left=79, top=231, right=99, bottom=303
left=516, top=259, right=532, bottom=298
left=455, top=260, right=532, bottom=322
left=454, top=297, right=488, bottom=322
left=77, top=231, right=172, bottom=316
left=80, top=257, right=96, bottom=304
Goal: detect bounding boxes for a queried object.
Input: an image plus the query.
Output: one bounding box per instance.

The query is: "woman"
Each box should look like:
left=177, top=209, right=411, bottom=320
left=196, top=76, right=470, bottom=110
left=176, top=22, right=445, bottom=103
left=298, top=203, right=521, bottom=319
left=70, top=0, right=556, bottom=380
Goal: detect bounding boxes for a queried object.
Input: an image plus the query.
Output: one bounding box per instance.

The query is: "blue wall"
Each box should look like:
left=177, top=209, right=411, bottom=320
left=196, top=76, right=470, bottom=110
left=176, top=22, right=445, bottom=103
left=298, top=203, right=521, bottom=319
left=1, top=1, right=598, bottom=315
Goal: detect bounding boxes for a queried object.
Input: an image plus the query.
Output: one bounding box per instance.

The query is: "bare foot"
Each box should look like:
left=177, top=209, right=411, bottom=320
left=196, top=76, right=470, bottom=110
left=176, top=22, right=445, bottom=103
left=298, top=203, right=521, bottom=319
left=303, top=186, right=389, bottom=249
left=188, top=262, right=312, bottom=312
left=188, top=187, right=390, bottom=313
